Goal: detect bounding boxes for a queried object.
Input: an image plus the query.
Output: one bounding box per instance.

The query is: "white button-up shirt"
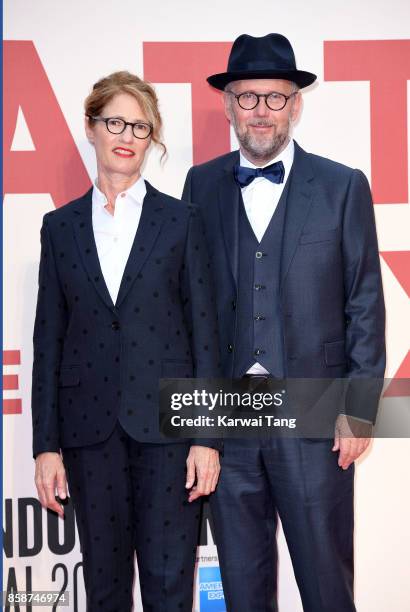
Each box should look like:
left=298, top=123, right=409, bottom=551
left=240, top=138, right=294, bottom=242
left=240, top=140, right=294, bottom=374
left=92, top=176, right=146, bottom=304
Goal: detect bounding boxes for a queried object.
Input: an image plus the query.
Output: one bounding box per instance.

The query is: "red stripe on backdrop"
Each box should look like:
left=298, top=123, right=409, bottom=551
left=381, top=251, right=410, bottom=296
left=3, top=350, right=21, bottom=366
left=324, top=39, right=410, bottom=204
left=3, top=352, right=22, bottom=414
left=3, top=399, right=23, bottom=415
left=3, top=375, right=18, bottom=391
left=381, top=252, right=410, bottom=397
left=384, top=352, right=410, bottom=397
left=144, top=42, right=232, bottom=165
left=3, top=41, right=91, bottom=207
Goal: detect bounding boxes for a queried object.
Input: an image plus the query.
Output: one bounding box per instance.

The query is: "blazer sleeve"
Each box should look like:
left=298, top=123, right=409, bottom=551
left=180, top=206, right=223, bottom=451
left=32, top=215, right=68, bottom=457
left=342, top=169, right=386, bottom=421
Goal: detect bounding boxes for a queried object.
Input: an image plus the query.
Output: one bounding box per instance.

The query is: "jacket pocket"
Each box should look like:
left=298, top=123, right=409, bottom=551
left=324, top=340, right=346, bottom=367
left=59, top=366, right=80, bottom=387
left=161, top=359, right=193, bottom=378
left=299, top=229, right=339, bottom=245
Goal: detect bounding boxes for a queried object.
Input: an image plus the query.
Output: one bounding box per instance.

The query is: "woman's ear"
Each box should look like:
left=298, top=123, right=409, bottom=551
left=84, top=115, right=94, bottom=144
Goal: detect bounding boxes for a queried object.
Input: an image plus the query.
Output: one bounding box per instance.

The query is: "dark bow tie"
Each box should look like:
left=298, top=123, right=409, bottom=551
left=234, top=160, right=285, bottom=188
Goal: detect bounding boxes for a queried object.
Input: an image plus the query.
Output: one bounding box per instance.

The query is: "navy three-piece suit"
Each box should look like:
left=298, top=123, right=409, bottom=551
left=182, top=142, right=385, bottom=611
left=32, top=181, right=220, bottom=610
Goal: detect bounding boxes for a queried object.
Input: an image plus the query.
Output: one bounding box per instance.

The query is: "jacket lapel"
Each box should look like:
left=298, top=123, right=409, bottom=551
left=218, top=151, right=241, bottom=285
left=115, top=181, right=164, bottom=308
left=280, top=141, right=314, bottom=290
left=71, top=189, right=116, bottom=311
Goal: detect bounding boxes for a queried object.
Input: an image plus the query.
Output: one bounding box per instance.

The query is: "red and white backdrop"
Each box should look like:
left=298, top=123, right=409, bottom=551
left=3, top=1, right=410, bottom=610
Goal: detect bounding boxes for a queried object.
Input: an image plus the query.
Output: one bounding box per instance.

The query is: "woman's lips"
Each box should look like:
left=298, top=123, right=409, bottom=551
left=113, top=147, right=135, bottom=157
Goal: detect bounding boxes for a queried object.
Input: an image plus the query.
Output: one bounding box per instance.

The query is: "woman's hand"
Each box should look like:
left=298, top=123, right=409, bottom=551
left=185, top=446, right=221, bottom=502
left=35, top=452, right=68, bottom=517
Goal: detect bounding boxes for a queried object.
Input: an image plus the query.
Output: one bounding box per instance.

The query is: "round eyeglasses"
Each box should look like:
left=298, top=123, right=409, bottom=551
left=226, top=90, right=297, bottom=111
left=87, top=115, right=153, bottom=139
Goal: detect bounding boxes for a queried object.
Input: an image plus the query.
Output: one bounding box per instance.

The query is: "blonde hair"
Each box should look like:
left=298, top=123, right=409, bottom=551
left=84, top=71, right=166, bottom=159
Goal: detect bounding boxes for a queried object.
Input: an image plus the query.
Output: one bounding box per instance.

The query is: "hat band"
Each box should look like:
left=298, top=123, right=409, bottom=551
left=231, top=60, right=295, bottom=72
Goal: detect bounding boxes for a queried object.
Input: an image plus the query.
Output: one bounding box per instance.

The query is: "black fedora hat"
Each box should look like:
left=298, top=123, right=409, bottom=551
left=207, top=33, right=316, bottom=90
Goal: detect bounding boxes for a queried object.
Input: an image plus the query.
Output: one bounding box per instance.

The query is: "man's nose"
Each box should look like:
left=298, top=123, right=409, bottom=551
left=254, top=96, right=270, bottom=117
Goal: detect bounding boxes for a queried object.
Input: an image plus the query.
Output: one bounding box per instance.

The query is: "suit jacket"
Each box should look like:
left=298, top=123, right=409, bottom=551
left=32, top=181, right=221, bottom=457
left=182, top=142, right=386, bottom=421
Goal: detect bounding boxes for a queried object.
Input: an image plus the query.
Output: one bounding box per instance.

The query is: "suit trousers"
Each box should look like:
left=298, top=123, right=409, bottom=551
left=210, top=438, right=355, bottom=612
left=63, top=424, right=200, bottom=612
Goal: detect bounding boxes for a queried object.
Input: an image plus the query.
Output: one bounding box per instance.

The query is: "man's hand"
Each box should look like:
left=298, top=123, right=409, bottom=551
left=185, top=445, right=220, bottom=502
left=332, top=414, right=373, bottom=470
left=35, top=452, right=67, bottom=517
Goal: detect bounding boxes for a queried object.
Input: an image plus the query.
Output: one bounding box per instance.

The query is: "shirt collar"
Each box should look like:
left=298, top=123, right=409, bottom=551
left=239, top=138, right=294, bottom=180
left=92, top=175, right=147, bottom=209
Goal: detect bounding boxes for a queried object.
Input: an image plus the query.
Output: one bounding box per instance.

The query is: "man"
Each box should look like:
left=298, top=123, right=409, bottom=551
left=182, top=33, right=385, bottom=612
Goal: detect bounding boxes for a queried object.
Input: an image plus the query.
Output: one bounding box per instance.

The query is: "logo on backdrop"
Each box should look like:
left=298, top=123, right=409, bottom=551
left=3, top=38, right=410, bottom=392
left=199, top=567, right=225, bottom=611
left=3, top=497, right=85, bottom=611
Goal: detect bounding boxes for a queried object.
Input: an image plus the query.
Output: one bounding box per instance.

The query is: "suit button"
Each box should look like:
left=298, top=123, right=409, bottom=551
left=255, top=251, right=263, bottom=259
left=227, top=344, right=233, bottom=353
left=254, top=348, right=265, bottom=356
left=111, top=321, right=120, bottom=331
left=232, top=300, right=236, bottom=310
left=254, top=284, right=265, bottom=291
left=254, top=315, right=266, bottom=321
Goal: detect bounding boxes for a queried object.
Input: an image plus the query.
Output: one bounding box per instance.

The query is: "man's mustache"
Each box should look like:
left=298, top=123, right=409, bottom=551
left=247, top=121, right=274, bottom=127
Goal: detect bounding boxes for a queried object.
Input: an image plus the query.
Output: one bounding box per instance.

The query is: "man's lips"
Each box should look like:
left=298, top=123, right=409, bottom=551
left=248, top=123, right=274, bottom=130
left=113, top=147, right=135, bottom=157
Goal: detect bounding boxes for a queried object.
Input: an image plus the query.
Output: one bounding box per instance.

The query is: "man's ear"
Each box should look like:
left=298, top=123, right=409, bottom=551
left=84, top=115, right=95, bottom=144
left=290, top=92, right=302, bottom=123
left=223, top=92, right=232, bottom=122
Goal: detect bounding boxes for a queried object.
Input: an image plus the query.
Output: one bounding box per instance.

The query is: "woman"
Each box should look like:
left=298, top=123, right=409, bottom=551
left=32, top=71, right=221, bottom=611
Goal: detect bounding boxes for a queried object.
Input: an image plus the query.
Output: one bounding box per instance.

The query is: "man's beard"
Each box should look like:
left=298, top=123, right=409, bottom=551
left=233, top=118, right=290, bottom=162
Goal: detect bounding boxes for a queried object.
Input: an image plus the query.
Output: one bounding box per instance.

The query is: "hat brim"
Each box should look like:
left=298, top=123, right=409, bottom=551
left=207, top=69, right=317, bottom=91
